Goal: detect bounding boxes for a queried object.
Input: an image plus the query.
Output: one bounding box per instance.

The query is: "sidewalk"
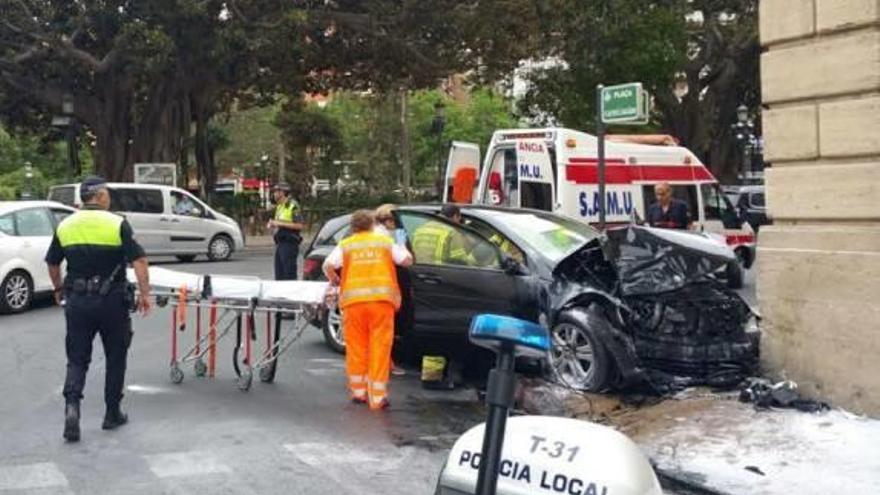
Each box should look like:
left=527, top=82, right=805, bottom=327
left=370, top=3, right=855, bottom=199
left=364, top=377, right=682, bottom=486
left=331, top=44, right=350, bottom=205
left=243, top=234, right=314, bottom=250
left=520, top=382, right=880, bottom=494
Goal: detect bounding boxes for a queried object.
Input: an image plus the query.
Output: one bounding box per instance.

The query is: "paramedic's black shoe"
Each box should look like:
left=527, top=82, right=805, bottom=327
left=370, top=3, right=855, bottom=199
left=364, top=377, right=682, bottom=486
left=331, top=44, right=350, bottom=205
left=63, top=402, right=80, bottom=442
left=102, top=406, right=128, bottom=430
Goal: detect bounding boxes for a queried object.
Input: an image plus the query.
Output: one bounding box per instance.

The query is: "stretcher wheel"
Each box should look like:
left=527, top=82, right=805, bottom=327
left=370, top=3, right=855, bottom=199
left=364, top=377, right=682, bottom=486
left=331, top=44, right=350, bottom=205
left=194, top=359, right=207, bottom=378
left=259, top=363, right=277, bottom=383
left=170, top=363, right=184, bottom=384
left=238, top=368, right=253, bottom=391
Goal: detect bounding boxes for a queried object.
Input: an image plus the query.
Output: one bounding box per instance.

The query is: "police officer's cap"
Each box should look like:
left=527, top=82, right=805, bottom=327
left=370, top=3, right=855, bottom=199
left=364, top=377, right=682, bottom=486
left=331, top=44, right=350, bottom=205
left=81, top=176, right=108, bottom=199
left=273, top=182, right=291, bottom=193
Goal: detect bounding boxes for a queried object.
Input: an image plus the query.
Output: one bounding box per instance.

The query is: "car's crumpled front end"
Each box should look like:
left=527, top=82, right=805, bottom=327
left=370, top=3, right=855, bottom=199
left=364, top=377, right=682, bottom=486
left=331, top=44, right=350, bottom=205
left=551, top=225, right=759, bottom=392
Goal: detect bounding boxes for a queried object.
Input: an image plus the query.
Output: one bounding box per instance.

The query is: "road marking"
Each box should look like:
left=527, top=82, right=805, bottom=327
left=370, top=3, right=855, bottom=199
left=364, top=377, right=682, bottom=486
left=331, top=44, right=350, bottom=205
left=0, top=462, right=68, bottom=491
left=284, top=442, right=378, bottom=466
left=144, top=451, right=232, bottom=478
left=304, top=368, right=342, bottom=377
left=127, top=384, right=178, bottom=395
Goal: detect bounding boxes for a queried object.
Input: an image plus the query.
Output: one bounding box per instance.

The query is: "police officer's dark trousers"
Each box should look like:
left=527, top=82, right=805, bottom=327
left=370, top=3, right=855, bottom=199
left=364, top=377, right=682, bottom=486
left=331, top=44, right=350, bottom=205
left=63, top=288, right=132, bottom=407
left=274, top=241, right=299, bottom=280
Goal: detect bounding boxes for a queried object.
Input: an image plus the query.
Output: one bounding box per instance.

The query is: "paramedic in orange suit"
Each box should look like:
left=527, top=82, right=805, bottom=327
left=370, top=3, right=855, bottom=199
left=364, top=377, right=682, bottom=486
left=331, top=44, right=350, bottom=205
left=322, top=210, right=413, bottom=410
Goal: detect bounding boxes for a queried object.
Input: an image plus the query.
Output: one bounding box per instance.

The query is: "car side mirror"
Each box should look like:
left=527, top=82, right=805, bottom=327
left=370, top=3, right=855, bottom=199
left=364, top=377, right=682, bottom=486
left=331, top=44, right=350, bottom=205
left=501, top=255, right=523, bottom=275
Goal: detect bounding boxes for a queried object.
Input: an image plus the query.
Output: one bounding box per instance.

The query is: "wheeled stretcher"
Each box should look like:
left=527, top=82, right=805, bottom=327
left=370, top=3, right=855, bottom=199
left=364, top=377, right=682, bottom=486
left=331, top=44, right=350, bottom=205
left=128, top=267, right=328, bottom=391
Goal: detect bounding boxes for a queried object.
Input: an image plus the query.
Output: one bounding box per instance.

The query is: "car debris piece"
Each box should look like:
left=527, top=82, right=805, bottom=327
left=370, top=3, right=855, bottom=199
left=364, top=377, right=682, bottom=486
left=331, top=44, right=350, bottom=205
left=739, top=378, right=830, bottom=412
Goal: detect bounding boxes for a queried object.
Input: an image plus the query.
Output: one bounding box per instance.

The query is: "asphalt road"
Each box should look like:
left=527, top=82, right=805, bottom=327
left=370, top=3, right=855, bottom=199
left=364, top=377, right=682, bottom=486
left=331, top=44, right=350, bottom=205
left=0, top=250, right=483, bottom=495
left=0, top=249, right=758, bottom=495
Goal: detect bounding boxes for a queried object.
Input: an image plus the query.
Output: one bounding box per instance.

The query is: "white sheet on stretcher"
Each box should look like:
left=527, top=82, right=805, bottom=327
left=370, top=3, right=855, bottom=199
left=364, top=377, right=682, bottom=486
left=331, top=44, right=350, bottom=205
left=259, top=281, right=327, bottom=306
left=128, top=267, right=328, bottom=306
left=127, top=266, right=203, bottom=294
left=209, top=275, right=263, bottom=300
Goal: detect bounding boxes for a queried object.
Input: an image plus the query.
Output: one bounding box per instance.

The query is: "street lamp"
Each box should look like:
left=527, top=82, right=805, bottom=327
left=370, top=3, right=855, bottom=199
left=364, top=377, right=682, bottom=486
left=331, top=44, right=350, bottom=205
left=51, top=92, right=81, bottom=178
left=731, top=103, right=756, bottom=182
left=432, top=102, right=446, bottom=197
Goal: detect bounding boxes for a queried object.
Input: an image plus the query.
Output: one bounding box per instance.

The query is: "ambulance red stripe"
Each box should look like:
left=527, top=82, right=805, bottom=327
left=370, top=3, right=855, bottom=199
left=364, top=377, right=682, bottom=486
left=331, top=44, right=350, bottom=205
left=565, top=162, right=715, bottom=184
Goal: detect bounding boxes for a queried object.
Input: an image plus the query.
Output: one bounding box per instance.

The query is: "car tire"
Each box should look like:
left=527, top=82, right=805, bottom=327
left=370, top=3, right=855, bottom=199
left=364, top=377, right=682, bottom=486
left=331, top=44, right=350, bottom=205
left=207, top=235, right=233, bottom=262
left=176, top=255, right=197, bottom=263
left=322, top=304, right=345, bottom=354
left=726, top=260, right=744, bottom=290
left=548, top=306, right=613, bottom=392
left=0, top=270, right=33, bottom=314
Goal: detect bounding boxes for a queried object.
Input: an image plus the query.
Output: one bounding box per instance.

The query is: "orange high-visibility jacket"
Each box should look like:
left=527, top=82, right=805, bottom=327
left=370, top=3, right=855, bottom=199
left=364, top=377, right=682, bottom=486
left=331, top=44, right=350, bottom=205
left=339, top=232, right=401, bottom=310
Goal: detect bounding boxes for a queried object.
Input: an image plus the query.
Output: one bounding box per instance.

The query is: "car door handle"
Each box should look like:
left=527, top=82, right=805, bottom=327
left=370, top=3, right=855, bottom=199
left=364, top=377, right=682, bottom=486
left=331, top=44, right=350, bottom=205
left=415, top=273, right=443, bottom=284
left=159, top=217, right=169, bottom=222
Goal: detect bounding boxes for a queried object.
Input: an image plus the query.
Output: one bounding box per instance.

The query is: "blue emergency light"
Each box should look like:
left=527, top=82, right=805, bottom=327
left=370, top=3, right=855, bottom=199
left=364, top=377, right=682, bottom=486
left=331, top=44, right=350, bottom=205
left=469, top=314, right=551, bottom=358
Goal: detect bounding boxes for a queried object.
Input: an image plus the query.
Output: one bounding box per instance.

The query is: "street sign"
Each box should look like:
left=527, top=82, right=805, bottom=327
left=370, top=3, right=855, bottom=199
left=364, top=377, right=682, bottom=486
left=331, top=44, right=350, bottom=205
left=134, top=163, right=177, bottom=186
left=601, top=83, right=650, bottom=124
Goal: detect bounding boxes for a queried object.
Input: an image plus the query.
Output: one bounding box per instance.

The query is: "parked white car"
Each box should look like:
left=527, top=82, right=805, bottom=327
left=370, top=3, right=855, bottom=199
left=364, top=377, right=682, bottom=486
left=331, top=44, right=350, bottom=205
left=48, top=183, right=245, bottom=262
left=0, top=201, right=75, bottom=313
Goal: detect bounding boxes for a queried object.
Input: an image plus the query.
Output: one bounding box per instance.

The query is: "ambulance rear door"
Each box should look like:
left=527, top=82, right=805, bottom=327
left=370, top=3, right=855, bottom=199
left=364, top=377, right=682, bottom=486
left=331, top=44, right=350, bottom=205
left=514, top=139, right=555, bottom=211
left=443, top=141, right=481, bottom=204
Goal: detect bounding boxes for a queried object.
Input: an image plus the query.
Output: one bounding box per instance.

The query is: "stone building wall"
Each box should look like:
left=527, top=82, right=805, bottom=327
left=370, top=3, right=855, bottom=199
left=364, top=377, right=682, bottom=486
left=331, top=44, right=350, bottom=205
left=758, top=0, right=880, bottom=415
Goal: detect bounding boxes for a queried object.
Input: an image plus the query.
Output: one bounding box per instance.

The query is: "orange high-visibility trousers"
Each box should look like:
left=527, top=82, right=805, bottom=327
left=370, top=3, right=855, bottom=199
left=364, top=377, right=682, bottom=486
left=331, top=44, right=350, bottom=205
left=342, top=301, right=394, bottom=409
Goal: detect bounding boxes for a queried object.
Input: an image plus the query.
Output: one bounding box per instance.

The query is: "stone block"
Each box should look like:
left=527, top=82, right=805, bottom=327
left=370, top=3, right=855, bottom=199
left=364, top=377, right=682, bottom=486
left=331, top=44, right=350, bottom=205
left=762, top=30, right=880, bottom=103
left=817, top=0, right=880, bottom=32
left=761, top=0, right=815, bottom=44
left=819, top=96, right=880, bottom=157
left=763, top=104, right=818, bottom=162
left=757, top=241, right=880, bottom=415
left=765, top=161, right=880, bottom=220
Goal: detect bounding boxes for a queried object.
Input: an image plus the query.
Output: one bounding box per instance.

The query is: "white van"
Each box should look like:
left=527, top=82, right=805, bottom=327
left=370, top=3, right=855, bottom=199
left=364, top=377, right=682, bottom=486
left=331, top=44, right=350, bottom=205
left=444, top=128, right=756, bottom=287
left=48, top=183, right=244, bottom=262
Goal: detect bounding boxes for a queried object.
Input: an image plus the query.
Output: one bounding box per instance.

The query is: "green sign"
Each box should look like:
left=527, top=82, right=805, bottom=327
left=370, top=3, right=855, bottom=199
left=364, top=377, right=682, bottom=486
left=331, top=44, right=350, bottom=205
left=601, top=83, right=649, bottom=124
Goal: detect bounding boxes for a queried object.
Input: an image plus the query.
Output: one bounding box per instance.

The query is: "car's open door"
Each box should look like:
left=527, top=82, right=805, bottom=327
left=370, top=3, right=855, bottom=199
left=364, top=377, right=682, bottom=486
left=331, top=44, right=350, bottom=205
left=443, top=141, right=481, bottom=204
left=515, top=139, right=555, bottom=211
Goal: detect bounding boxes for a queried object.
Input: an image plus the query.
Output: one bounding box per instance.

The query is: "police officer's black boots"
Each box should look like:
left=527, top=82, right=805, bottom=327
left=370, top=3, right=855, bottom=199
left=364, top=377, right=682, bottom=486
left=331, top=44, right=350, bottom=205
left=101, top=404, right=128, bottom=430
left=63, top=402, right=80, bottom=442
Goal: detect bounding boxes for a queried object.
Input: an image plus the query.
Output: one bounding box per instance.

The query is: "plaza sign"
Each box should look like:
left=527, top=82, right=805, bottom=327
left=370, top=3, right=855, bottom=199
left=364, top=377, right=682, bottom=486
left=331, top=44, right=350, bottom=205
left=601, top=83, right=650, bottom=125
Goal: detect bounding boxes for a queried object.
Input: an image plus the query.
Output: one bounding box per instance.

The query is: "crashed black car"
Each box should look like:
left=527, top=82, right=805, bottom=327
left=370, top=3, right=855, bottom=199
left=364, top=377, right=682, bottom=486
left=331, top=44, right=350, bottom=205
left=303, top=205, right=758, bottom=391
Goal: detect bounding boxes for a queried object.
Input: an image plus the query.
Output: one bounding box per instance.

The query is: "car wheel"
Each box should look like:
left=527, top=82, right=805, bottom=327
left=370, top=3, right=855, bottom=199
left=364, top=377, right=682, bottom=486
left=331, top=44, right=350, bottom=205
left=548, top=307, right=612, bottom=392
left=176, top=255, right=197, bottom=263
left=207, top=235, right=233, bottom=262
left=322, top=304, right=345, bottom=354
left=0, top=270, right=33, bottom=314
left=726, top=260, right=744, bottom=289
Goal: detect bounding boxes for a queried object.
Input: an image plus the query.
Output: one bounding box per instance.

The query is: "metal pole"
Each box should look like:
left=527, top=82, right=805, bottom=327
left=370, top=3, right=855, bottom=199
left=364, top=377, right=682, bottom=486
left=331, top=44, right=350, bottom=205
left=596, top=84, right=607, bottom=230
left=475, top=346, right=516, bottom=495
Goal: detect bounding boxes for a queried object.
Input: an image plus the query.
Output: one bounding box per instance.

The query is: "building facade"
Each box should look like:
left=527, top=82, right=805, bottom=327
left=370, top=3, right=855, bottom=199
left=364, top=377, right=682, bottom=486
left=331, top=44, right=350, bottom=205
left=759, top=0, right=880, bottom=415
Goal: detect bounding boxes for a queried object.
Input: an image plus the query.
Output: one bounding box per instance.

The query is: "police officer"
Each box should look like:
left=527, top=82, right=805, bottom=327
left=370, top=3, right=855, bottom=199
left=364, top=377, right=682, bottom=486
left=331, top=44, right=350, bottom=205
left=267, top=182, right=304, bottom=280
left=45, top=176, right=152, bottom=442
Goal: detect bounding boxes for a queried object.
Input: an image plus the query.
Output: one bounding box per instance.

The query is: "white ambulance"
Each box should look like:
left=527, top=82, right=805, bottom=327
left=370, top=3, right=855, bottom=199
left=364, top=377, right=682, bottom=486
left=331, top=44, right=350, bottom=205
left=443, top=128, right=754, bottom=287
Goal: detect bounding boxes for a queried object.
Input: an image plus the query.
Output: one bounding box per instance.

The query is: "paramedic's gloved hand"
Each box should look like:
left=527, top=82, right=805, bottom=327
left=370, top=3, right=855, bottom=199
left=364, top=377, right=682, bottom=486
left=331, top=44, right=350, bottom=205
left=324, top=286, right=339, bottom=307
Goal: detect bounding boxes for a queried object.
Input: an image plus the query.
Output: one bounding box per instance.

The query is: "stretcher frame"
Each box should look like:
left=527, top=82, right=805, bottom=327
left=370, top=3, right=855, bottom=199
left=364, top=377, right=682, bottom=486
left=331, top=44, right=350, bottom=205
left=135, top=268, right=327, bottom=391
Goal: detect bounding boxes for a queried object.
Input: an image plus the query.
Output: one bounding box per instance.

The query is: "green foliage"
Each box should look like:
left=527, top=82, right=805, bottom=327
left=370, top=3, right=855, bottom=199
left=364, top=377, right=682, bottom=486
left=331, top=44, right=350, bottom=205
left=275, top=88, right=518, bottom=200
left=518, top=0, right=688, bottom=131
left=0, top=125, right=94, bottom=198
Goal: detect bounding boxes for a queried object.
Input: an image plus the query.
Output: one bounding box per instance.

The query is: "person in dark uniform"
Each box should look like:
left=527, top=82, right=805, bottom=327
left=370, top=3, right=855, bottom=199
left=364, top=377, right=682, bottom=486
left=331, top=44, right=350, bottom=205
left=45, top=176, right=152, bottom=442
left=646, top=182, right=692, bottom=230
left=267, top=182, right=304, bottom=280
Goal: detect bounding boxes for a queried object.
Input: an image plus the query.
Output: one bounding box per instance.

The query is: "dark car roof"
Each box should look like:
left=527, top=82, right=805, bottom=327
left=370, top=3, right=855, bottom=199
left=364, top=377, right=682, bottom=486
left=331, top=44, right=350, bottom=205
left=308, top=204, right=598, bottom=276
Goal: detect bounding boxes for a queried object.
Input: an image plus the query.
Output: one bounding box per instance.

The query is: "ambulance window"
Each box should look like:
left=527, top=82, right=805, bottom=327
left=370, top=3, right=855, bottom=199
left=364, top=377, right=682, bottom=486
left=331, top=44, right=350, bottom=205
left=520, top=183, right=553, bottom=211
left=642, top=185, right=698, bottom=216
left=484, top=148, right=517, bottom=207
left=701, top=184, right=741, bottom=228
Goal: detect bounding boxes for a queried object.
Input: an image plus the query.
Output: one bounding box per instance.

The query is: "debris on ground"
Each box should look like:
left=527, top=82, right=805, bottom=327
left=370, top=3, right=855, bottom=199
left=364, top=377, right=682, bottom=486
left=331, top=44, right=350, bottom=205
left=738, top=378, right=830, bottom=412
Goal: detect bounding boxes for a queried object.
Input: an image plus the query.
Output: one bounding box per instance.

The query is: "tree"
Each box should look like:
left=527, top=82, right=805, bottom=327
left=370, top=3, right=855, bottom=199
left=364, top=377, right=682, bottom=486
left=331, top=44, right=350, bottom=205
left=0, top=1, right=538, bottom=184
left=518, top=0, right=759, bottom=180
